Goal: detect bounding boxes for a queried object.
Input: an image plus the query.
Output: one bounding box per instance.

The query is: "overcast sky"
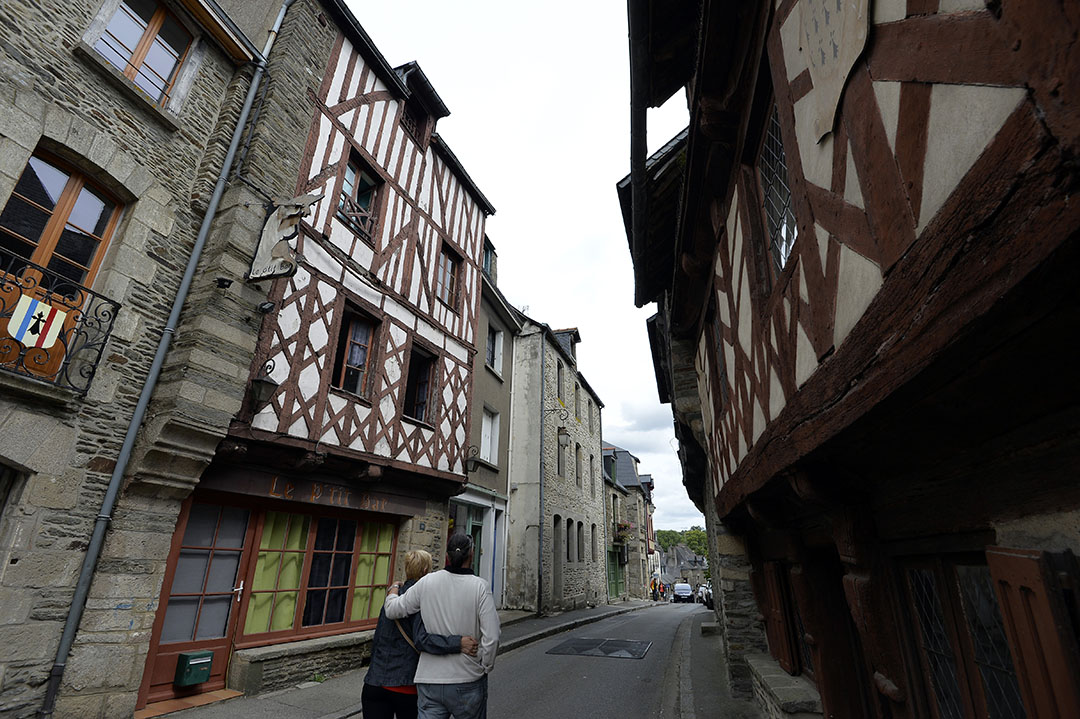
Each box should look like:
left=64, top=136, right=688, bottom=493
left=348, top=1, right=702, bottom=529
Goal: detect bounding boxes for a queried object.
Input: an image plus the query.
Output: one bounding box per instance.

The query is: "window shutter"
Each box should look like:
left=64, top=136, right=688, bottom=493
left=763, top=561, right=798, bottom=674
left=480, top=411, right=493, bottom=462
left=986, top=546, right=1080, bottom=718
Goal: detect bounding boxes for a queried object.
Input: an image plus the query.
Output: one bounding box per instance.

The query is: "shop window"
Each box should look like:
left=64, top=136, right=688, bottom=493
left=485, top=325, right=503, bottom=374
left=337, top=156, right=380, bottom=243
left=435, top=244, right=460, bottom=308
left=0, top=153, right=121, bottom=288
left=480, top=408, right=499, bottom=464
left=403, top=346, right=435, bottom=423
left=331, top=309, right=377, bottom=397
left=244, top=512, right=394, bottom=637
left=93, top=0, right=192, bottom=104
left=903, top=558, right=1026, bottom=719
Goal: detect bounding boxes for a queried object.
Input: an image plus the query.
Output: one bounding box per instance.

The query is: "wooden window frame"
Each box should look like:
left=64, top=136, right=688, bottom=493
left=94, top=0, right=193, bottom=105
left=900, top=554, right=1029, bottom=719
left=236, top=504, right=398, bottom=647
left=335, top=154, right=382, bottom=246
left=435, top=243, right=461, bottom=310
left=331, top=308, right=379, bottom=399
left=0, top=151, right=123, bottom=289
left=403, top=343, right=437, bottom=424
left=400, top=98, right=429, bottom=146
left=739, top=54, right=798, bottom=315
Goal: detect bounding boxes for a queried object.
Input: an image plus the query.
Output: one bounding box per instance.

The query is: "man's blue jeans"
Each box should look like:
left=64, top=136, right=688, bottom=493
left=416, top=676, right=488, bottom=719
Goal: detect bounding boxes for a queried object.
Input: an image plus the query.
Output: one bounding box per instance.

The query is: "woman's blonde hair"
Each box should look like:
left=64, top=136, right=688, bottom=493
left=404, top=549, right=434, bottom=581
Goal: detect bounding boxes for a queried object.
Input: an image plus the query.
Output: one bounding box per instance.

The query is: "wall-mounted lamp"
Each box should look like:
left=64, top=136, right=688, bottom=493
left=557, top=428, right=571, bottom=448
left=465, top=445, right=481, bottom=474
left=249, top=359, right=279, bottom=409
left=256, top=300, right=276, bottom=313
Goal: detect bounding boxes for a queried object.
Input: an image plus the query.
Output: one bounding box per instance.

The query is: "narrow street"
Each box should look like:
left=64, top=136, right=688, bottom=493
left=490, top=604, right=758, bottom=719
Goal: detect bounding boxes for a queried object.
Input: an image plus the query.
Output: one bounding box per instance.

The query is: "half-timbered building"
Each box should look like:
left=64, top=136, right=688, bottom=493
left=137, top=16, right=496, bottom=712
left=623, top=0, right=1080, bottom=716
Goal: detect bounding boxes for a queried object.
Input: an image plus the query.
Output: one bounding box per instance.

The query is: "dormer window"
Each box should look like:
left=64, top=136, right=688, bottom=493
left=401, top=98, right=428, bottom=145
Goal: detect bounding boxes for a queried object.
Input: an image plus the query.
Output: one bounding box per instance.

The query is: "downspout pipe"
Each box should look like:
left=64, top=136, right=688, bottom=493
left=38, top=1, right=296, bottom=715
left=628, top=0, right=648, bottom=285
left=536, top=331, right=546, bottom=616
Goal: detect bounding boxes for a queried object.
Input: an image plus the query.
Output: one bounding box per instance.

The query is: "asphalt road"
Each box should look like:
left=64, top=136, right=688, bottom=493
left=488, top=603, right=732, bottom=719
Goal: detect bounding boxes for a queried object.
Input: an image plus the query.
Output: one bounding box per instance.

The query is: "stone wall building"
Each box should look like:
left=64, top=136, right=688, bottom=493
left=602, top=466, right=630, bottom=600
left=0, top=0, right=494, bottom=716
left=623, top=0, right=1080, bottom=715
left=505, top=321, right=606, bottom=612
left=602, top=443, right=654, bottom=600
left=457, top=236, right=520, bottom=607
left=0, top=0, right=286, bottom=715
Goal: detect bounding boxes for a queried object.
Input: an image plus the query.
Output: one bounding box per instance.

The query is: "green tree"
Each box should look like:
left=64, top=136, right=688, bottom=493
left=656, top=529, right=680, bottom=551
left=684, top=526, right=708, bottom=556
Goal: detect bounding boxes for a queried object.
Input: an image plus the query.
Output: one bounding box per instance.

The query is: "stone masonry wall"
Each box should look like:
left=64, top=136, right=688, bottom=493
left=59, top=3, right=339, bottom=715
left=0, top=0, right=276, bottom=711
left=537, top=333, right=606, bottom=612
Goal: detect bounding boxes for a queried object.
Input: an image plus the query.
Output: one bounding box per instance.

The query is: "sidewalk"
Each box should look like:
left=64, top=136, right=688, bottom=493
left=165, top=600, right=657, bottom=719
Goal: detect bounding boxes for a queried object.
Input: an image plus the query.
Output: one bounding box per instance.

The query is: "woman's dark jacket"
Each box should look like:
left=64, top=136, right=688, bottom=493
left=363, top=579, right=461, bottom=687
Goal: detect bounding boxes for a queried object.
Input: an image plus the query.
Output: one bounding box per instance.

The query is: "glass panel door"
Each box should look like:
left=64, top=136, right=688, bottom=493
left=142, top=503, right=251, bottom=706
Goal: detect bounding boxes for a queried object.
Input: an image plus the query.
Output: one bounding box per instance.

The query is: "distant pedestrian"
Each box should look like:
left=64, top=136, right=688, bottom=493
left=363, top=549, right=478, bottom=719
left=384, top=534, right=500, bottom=719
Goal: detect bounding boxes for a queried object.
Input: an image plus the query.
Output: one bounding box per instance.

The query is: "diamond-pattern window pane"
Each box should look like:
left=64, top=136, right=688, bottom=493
left=956, top=565, right=1026, bottom=719
left=758, top=105, right=798, bottom=271
left=909, top=568, right=965, bottom=719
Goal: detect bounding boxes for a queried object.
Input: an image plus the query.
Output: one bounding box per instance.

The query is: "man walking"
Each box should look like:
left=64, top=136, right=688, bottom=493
left=384, top=533, right=499, bottom=719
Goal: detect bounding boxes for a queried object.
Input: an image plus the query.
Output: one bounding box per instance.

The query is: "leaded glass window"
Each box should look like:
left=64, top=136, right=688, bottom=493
left=758, top=105, right=798, bottom=272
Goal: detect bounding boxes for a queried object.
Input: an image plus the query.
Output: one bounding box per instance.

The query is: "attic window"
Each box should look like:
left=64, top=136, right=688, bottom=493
left=401, top=98, right=427, bottom=143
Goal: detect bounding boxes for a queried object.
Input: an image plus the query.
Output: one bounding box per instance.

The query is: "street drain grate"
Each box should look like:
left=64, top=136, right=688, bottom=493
left=546, top=637, right=652, bottom=659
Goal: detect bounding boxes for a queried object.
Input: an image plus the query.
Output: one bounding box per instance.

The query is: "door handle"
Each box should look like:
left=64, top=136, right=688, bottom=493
left=233, top=580, right=244, bottom=603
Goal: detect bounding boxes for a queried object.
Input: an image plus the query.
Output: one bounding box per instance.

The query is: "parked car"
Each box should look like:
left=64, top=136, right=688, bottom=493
left=672, top=582, right=694, bottom=603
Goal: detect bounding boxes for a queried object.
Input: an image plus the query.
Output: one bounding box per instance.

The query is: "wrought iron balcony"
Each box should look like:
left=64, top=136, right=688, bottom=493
left=0, top=254, right=121, bottom=395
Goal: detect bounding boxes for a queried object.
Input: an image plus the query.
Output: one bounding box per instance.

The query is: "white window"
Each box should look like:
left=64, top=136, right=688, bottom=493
left=480, top=408, right=500, bottom=464
left=485, top=325, right=503, bottom=374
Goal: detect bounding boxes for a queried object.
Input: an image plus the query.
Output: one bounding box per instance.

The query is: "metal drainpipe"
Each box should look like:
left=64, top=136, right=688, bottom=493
left=536, top=330, right=546, bottom=616
left=628, top=0, right=648, bottom=281
left=38, top=1, right=296, bottom=715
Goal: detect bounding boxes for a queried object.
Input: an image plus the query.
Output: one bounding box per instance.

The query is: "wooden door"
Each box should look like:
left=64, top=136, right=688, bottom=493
left=139, top=502, right=253, bottom=706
